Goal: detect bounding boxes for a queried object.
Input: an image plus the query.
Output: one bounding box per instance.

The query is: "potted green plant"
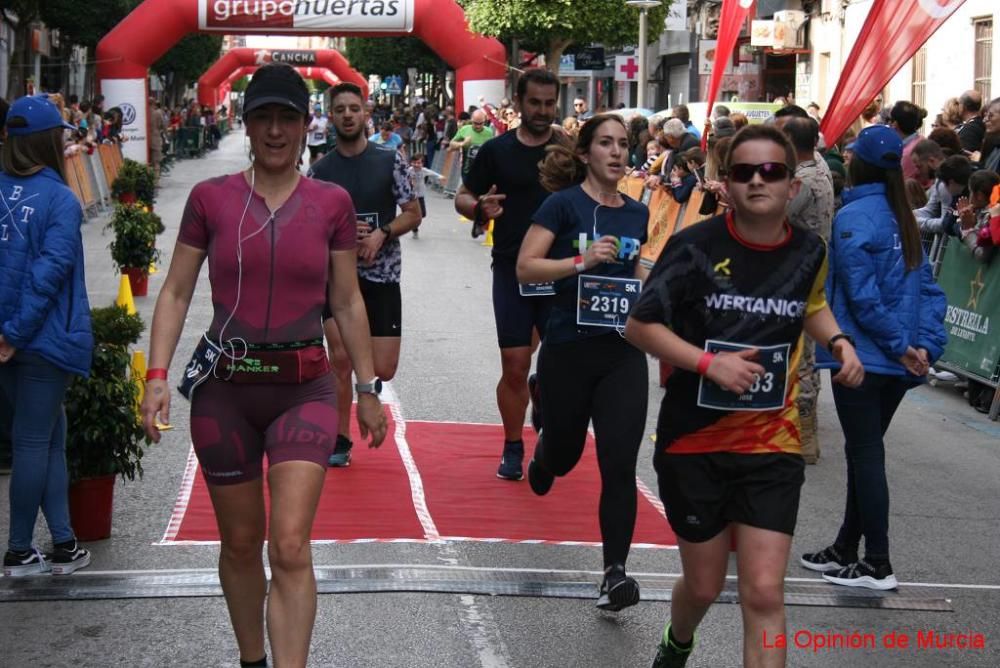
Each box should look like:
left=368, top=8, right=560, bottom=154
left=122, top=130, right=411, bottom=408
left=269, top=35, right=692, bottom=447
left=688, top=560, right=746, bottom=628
left=64, top=304, right=152, bottom=540
left=111, top=158, right=157, bottom=207
left=107, top=203, right=162, bottom=297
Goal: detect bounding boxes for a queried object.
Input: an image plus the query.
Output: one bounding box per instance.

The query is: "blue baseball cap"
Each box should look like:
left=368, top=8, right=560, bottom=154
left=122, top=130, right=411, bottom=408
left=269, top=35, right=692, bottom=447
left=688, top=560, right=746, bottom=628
left=5, top=95, right=76, bottom=136
left=846, top=125, right=903, bottom=170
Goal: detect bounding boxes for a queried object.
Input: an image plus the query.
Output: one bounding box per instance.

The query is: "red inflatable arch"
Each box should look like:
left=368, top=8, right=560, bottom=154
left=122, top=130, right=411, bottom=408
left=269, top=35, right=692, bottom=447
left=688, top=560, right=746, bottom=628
left=96, top=0, right=506, bottom=162
left=198, top=48, right=368, bottom=108
left=214, top=66, right=344, bottom=108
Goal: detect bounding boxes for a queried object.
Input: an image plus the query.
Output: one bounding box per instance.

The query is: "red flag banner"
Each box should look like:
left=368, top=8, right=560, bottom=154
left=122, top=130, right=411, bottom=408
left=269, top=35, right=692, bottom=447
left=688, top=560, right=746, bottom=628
left=704, top=0, right=756, bottom=149
left=820, top=0, right=967, bottom=147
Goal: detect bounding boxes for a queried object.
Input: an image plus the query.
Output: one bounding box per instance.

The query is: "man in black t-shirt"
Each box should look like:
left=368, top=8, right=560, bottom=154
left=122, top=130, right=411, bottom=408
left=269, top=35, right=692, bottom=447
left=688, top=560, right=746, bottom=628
left=455, top=68, right=562, bottom=481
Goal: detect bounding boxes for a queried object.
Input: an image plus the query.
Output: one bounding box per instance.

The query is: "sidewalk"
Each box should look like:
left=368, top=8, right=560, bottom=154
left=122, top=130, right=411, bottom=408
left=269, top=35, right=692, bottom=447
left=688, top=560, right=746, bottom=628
left=2, top=132, right=1000, bottom=667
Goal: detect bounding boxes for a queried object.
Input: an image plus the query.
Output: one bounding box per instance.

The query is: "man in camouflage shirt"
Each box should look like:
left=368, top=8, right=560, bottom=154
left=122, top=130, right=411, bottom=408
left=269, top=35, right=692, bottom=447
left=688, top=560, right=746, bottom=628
left=782, top=118, right=835, bottom=464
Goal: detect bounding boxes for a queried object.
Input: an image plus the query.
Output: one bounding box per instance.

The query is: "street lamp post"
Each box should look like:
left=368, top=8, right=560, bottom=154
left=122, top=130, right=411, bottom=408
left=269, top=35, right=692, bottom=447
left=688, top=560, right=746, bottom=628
left=625, top=0, right=662, bottom=110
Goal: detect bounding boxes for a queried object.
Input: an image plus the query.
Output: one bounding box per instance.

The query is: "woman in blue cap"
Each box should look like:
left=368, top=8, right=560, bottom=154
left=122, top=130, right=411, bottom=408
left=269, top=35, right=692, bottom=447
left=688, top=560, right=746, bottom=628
left=800, top=125, right=947, bottom=590
left=0, top=95, right=93, bottom=577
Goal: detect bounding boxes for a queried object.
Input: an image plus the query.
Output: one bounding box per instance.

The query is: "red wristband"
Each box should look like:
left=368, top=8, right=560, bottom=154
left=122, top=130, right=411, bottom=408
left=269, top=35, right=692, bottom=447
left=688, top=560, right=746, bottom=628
left=146, top=368, right=168, bottom=381
left=574, top=255, right=586, bottom=273
left=696, top=352, right=716, bottom=376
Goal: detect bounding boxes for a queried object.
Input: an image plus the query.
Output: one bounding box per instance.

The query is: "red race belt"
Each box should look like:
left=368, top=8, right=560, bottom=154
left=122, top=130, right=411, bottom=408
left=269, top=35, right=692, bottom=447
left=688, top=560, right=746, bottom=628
left=219, top=345, right=329, bottom=384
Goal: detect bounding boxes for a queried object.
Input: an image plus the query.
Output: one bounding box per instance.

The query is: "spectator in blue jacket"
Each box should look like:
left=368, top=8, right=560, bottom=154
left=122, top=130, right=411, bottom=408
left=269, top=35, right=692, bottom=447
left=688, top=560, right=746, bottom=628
left=0, top=95, right=93, bottom=577
left=800, top=125, right=947, bottom=591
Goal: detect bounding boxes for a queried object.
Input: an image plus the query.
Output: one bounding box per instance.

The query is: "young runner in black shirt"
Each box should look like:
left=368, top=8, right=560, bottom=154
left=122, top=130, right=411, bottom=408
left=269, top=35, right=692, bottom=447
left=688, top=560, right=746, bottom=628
left=626, top=125, right=864, bottom=667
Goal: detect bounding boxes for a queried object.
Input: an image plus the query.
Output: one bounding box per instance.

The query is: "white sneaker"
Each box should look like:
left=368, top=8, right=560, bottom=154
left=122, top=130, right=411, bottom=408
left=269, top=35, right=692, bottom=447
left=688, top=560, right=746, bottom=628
left=931, top=368, right=959, bottom=382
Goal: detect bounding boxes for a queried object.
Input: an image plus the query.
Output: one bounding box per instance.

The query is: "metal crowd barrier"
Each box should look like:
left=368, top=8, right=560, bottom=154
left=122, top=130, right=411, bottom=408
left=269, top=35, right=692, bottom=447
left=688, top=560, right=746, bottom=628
left=176, top=127, right=206, bottom=159
left=442, top=150, right=462, bottom=197
left=428, top=147, right=447, bottom=192
left=65, top=143, right=124, bottom=220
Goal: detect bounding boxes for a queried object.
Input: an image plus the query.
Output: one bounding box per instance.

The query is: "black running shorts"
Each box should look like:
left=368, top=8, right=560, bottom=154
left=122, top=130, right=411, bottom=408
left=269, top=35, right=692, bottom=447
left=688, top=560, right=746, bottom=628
left=322, top=277, right=401, bottom=337
left=491, top=258, right=551, bottom=349
left=359, top=276, right=401, bottom=337
left=654, top=450, right=805, bottom=542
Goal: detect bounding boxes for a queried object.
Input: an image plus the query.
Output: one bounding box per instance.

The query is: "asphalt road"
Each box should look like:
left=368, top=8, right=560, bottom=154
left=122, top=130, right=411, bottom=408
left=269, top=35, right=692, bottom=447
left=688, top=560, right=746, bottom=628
left=2, top=132, right=999, bottom=668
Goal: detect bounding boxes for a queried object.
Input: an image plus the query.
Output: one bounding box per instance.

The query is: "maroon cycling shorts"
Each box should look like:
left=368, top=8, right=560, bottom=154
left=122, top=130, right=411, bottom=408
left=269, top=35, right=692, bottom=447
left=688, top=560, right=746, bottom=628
left=189, top=373, right=338, bottom=485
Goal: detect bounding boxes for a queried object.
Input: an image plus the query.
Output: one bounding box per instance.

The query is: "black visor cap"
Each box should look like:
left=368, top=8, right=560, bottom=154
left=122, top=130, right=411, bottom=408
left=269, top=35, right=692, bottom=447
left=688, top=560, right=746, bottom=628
left=243, top=66, right=309, bottom=118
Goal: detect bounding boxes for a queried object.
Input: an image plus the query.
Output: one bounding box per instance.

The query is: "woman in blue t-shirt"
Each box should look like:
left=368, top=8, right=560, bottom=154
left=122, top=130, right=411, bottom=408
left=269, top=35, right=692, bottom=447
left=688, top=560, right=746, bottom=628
left=516, top=113, right=650, bottom=612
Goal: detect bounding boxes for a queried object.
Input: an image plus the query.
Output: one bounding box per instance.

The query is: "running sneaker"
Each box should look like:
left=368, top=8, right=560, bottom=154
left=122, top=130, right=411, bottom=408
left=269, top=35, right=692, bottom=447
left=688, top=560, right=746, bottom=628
left=596, top=563, right=640, bottom=611
left=496, top=440, right=524, bottom=480
left=47, top=539, right=91, bottom=575
left=822, top=559, right=898, bottom=590
left=800, top=544, right=857, bottom=573
left=527, top=373, right=542, bottom=433
left=328, top=435, right=353, bottom=467
left=3, top=547, right=51, bottom=577
left=651, top=623, right=695, bottom=668
left=527, top=451, right=554, bottom=496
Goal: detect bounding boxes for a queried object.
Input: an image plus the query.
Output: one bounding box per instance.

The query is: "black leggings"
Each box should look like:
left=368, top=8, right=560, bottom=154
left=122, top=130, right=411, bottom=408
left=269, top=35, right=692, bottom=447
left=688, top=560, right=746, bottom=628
left=536, top=333, right=649, bottom=568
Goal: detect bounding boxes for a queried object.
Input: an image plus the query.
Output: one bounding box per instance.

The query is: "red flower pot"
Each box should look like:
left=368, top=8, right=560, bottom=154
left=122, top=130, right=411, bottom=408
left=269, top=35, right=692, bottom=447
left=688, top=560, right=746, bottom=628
left=68, top=475, right=116, bottom=541
left=123, top=267, right=149, bottom=297
left=117, top=192, right=137, bottom=205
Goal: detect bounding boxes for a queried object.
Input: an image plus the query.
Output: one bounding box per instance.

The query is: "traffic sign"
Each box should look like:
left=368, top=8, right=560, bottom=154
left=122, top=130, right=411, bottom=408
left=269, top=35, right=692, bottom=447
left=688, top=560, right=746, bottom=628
left=385, top=75, right=403, bottom=95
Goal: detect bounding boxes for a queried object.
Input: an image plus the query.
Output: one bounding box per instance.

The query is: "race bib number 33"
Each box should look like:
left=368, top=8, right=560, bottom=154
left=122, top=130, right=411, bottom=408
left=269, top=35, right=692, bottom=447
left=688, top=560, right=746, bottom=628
left=697, top=340, right=790, bottom=412
left=576, top=275, right=642, bottom=328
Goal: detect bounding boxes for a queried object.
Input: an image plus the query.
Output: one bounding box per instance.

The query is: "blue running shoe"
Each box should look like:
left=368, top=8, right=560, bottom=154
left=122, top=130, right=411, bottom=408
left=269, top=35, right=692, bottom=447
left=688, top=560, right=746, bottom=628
left=496, top=440, right=524, bottom=480
left=328, top=434, right=353, bottom=467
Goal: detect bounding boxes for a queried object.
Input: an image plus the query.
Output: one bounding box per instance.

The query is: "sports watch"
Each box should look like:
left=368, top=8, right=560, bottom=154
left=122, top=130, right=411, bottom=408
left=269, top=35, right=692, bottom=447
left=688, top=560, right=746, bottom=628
left=355, top=378, right=383, bottom=396
left=827, top=333, right=855, bottom=354
left=379, top=223, right=393, bottom=240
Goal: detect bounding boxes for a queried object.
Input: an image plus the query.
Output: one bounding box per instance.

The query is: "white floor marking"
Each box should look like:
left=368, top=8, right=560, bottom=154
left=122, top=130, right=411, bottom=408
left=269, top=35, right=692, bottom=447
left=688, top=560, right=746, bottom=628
left=157, top=445, right=200, bottom=544
left=384, top=381, right=440, bottom=541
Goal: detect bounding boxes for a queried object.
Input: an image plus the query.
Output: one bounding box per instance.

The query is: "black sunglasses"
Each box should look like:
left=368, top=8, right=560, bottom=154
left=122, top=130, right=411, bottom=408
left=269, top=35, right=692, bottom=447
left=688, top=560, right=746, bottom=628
left=728, top=162, right=790, bottom=183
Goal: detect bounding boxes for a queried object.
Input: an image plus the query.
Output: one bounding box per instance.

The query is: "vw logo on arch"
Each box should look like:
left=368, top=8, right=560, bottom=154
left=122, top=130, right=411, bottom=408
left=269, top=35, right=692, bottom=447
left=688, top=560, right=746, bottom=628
left=120, top=103, right=137, bottom=126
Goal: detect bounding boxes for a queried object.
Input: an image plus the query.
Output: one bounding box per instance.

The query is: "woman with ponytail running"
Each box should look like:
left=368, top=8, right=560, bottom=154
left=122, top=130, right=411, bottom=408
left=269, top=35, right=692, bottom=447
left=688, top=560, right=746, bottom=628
left=517, top=113, right=650, bottom=611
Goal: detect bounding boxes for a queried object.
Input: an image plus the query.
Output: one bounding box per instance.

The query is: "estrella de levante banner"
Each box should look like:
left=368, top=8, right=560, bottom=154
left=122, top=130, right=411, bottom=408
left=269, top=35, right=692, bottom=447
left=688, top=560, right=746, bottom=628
left=937, top=241, right=1000, bottom=381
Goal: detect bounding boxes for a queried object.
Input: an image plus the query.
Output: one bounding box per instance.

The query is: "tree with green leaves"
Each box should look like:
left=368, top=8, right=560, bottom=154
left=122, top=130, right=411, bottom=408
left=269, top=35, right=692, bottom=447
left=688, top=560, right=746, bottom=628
left=344, top=37, right=445, bottom=79
left=345, top=36, right=448, bottom=103
left=460, top=0, right=672, bottom=70
left=152, top=35, right=224, bottom=106
left=40, top=0, right=139, bottom=50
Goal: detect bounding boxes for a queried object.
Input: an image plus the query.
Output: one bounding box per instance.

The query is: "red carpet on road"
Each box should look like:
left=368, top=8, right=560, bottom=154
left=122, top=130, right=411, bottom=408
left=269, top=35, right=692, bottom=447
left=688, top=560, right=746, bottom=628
left=162, top=409, right=676, bottom=548
left=406, top=421, right=676, bottom=547
left=163, top=405, right=425, bottom=543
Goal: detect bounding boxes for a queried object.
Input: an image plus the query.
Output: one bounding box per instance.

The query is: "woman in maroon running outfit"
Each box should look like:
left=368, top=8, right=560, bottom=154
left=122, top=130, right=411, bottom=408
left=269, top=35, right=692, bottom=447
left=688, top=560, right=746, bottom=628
left=141, top=63, right=386, bottom=668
